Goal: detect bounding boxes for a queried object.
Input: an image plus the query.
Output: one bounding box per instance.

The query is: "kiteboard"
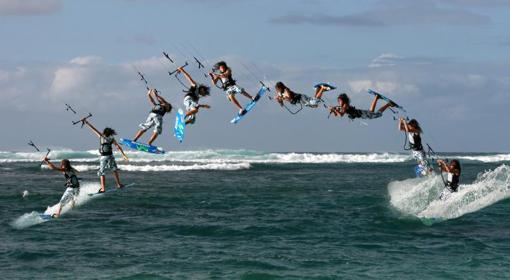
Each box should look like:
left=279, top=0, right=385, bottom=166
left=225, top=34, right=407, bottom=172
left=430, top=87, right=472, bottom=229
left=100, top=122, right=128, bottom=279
left=314, top=82, right=337, bottom=91
left=88, top=183, right=136, bottom=197
left=174, top=108, right=186, bottom=143
left=231, top=85, right=268, bottom=124
left=368, top=89, right=406, bottom=112
left=120, top=138, right=165, bottom=154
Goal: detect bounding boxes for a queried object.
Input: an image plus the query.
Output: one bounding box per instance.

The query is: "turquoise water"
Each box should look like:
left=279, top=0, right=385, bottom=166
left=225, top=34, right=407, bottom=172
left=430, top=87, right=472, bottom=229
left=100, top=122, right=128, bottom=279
left=1, top=150, right=510, bottom=279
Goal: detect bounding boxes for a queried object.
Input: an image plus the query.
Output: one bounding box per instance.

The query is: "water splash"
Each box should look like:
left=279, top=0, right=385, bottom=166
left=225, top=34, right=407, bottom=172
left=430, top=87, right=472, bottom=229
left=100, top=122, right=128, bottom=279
left=389, top=165, right=510, bottom=224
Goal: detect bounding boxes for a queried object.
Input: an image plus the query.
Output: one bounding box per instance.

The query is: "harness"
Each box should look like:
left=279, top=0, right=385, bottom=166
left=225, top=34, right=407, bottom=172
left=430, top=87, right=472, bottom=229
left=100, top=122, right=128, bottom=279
left=405, top=132, right=423, bottom=151
left=99, top=136, right=114, bottom=156
left=346, top=106, right=362, bottom=119
left=151, top=104, right=167, bottom=117
left=185, top=86, right=200, bottom=103
left=446, top=172, right=460, bottom=191
left=220, top=74, right=236, bottom=90
left=64, top=171, right=80, bottom=189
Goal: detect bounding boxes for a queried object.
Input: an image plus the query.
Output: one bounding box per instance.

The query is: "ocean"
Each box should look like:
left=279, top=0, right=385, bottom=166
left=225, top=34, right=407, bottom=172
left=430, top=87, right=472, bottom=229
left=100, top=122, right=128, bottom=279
left=1, top=149, right=510, bottom=279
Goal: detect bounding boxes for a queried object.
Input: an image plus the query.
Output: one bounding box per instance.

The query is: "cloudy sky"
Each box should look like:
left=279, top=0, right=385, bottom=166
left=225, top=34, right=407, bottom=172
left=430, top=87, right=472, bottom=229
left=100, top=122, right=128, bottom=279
left=1, top=0, right=509, bottom=152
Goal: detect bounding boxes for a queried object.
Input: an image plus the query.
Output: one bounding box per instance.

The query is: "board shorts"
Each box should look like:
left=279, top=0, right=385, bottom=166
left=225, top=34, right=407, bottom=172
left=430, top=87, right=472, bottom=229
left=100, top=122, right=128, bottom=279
left=98, top=155, right=118, bottom=176
left=183, top=96, right=198, bottom=124
left=139, top=112, right=163, bottom=135
left=225, top=85, right=245, bottom=96
left=59, top=187, right=79, bottom=206
left=304, top=97, right=321, bottom=108
left=354, top=110, right=382, bottom=120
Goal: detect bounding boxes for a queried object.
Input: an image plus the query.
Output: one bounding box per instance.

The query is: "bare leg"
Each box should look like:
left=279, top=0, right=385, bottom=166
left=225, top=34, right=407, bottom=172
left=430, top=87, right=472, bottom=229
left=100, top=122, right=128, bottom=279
left=241, top=90, right=253, bottom=100
left=147, top=132, right=159, bottom=146
left=133, top=130, right=146, bottom=142
left=369, top=95, right=380, bottom=112
left=100, top=175, right=106, bottom=192
left=228, top=95, right=244, bottom=110
left=54, top=203, right=63, bottom=217
left=314, top=86, right=326, bottom=99
left=378, top=102, right=394, bottom=113
left=113, top=170, right=123, bottom=188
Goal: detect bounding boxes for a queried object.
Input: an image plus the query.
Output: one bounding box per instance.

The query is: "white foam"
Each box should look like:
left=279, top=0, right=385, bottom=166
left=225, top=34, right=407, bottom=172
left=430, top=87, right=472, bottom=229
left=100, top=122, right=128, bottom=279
left=389, top=165, right=510, bottom=224
left=64, top=162, right=251, bottom=172
left=11, top=182, right=102, bottom=229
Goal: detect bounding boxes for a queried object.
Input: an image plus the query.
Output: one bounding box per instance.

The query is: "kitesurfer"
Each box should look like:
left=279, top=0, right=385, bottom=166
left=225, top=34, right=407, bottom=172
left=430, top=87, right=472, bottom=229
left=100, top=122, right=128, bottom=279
left=209, top=61, right=254, bottom=115
left=438, top=159, right=462, bottom=199
left=398, top=117, right=431, bottom=176
left=329, top=93, right=395, bottom=120
left=42, top=158, right=80, bottom=218
left=82, top=120, right=128, bottom=193
left=133, top=89, right=172, bottom=145
left=274, top=81, right=334, bottom=108
left=176, top=66, right=211, bottom=125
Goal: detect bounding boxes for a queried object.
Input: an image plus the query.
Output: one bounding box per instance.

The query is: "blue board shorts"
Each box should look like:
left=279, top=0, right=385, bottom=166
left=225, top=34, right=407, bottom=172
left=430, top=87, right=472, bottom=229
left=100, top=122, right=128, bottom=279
left=98, top=155, right=118, bottom=176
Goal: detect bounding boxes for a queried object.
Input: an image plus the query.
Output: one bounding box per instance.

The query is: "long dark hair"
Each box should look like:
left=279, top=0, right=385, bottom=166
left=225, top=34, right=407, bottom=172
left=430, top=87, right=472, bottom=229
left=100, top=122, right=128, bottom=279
left=103, top=127, right=116, bottom=137
left=213, top=61, right=227, bottom=71
left=408, top=119, right=422, bottom=133
left=61, top=159, right=78, bottom=173
left=451, top=159, right=461, bottom=174
left=275, top=81, right=287, bottom=93
left=338, top=93, right=350, bottom=106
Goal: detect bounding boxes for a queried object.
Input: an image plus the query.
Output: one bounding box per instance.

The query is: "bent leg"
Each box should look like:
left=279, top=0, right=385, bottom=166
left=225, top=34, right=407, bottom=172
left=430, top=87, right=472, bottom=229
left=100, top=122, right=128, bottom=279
left=377, top=102, right=394, bottom=113
left=229, top=95, right=244, bottom=110
left=369, top=95, right=380, bottom=112
left=147, top=132, right=159, bottom=146
left=133, top=129, right=146, bottom=142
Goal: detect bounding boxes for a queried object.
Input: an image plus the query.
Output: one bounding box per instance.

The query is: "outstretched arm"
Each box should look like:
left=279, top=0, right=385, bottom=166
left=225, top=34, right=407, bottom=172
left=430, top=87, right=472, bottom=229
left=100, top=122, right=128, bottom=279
left=178, top=67, right=197, bottom=87
left=147, top=90, right=157, bottom=106
left=83, top=120, right=103, bottom=138
left=43, top=157, right=63, bottom=172
left=398, top=117, right=408, bottom=132
left=113, top=139, right=129, bottom=162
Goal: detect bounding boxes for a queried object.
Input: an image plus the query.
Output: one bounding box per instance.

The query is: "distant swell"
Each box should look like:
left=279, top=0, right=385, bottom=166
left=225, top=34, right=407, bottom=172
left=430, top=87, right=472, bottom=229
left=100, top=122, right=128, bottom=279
left=65, top=163, right=251, bottom=172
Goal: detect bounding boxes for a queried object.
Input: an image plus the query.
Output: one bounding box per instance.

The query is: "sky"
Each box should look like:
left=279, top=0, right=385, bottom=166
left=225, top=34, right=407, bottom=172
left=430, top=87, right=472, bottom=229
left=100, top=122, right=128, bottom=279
left=0, top=0, right=509, bottom=153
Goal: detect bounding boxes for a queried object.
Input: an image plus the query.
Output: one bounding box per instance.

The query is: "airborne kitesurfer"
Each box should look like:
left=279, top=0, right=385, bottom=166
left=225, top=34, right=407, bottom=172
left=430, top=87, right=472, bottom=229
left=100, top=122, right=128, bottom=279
left=176, top=66, right=211, bottom=125
left=329, top=93, right=395, bottom=120
left=398, top=117, right=431, bottom=176
left=274, top=81, right=334, bottom=109
left=209, top=61, right=254, bottom=115
left=133, top=89, right=172, bottom=145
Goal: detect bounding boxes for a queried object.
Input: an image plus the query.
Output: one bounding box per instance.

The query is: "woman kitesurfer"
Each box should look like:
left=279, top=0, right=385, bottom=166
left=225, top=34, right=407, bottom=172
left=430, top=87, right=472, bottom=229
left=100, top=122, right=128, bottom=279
left=132, top=88, right=172, bottom=145
left=437, top=159, right=462, bottom=200
left=176, top=66, right=211, bottom=125
left=43, top=158, right=80, bottom=218
left=274, top=81, right=334, bottom=108
left=83, top=120, right=128, bottom=193
left=398, top=117, right=431, bottom=176
left=329, top=93, right=395, bottom=120
left=209, top=61, right=254, bottom=115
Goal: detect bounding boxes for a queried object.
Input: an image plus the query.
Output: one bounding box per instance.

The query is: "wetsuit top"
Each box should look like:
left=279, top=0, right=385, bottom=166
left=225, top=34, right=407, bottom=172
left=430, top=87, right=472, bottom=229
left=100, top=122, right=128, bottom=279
left=99, top=135, right=114, bottom=156
left=345, top=106, right=362, bottom=119
left=447, top=172, right=460, bottom=191
left=151, top=104, right=167, bottom=117
left=408, top=132, right=423, bottom=151
left=64, top=170, right=80, bottom=189
left=220, top=71, right=236, bottom=90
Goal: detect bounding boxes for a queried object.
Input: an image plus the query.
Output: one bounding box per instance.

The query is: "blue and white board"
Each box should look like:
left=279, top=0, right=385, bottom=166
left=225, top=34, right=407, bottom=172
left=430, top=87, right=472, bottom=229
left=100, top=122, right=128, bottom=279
left=174, top=109, right=186, bottom=143
left=88, top=183, right=136, bottom=197
left=368, top=89, right=406, bottom=112
left=313, top=82, right=337, bottom=90
left=231, top=86, right=268, bottom=124
left=120, top=138, right=165, bottom=154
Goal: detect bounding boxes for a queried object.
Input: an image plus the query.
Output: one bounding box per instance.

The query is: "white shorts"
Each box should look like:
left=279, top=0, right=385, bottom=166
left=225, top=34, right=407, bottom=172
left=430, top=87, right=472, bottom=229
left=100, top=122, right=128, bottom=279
left=98, top=155, right=118, bottom=176
left=225, top=85, right=245, bottom=96
left=59, top=187, right=79, bottom=206
left=139, top=113, right=163, bottom=135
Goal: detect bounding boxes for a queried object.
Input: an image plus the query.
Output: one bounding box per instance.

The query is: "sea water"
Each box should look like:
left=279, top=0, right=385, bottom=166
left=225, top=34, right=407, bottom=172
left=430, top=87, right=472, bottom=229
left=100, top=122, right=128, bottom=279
left=1, top=150, right=510, bottom=279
